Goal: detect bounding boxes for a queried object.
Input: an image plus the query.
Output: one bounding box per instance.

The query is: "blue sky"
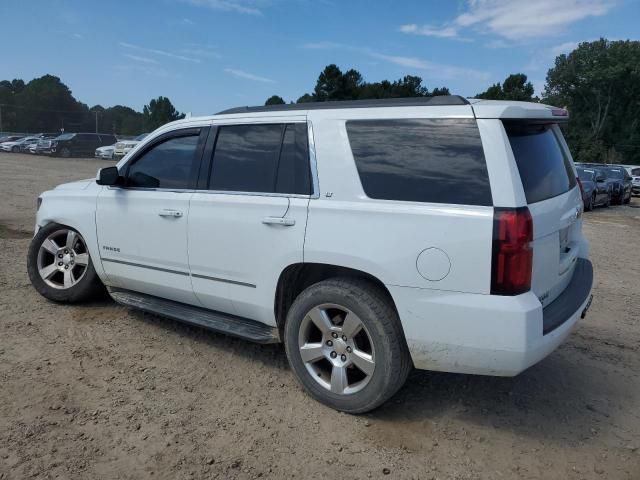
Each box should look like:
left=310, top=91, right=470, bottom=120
left=1, top=0, right=638, bottom=115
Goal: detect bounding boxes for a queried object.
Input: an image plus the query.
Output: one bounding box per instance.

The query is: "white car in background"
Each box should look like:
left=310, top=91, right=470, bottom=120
left=95, top=144, right=116, bottom=159
left=113, top=133, right=148, bottom=159
left=1, top=136, right=37, bottom=152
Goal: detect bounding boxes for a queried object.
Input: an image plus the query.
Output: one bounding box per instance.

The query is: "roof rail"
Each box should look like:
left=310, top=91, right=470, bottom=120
left=216, top=95, right=470, bottom=115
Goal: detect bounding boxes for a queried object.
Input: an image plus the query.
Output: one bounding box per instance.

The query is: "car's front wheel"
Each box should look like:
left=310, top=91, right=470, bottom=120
left=284, top=278, right=412, bottom=413
left=27, top=223, right=105, bottom=302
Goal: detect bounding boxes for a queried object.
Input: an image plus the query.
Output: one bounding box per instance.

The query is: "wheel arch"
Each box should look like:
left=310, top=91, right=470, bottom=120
left=274, top=262, right=401, bottom=335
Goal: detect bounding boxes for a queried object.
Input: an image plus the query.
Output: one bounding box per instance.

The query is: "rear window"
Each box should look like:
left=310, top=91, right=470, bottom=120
left=346, top=119, right=492, bottom=206
left=504, top=122, right=576, bottom=204
left=577, top=168, right=595, bottom=181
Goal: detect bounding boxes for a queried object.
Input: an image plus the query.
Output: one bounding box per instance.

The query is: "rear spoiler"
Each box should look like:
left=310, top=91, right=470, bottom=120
left=471, top=102, right=569, bottom=122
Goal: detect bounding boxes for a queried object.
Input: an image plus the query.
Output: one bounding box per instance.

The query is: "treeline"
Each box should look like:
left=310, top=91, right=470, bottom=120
left=266, top=39, right=640, bottom=164
left=0, top=75, right=184, bottom=135
left=2, top=38, right=638, bottom=163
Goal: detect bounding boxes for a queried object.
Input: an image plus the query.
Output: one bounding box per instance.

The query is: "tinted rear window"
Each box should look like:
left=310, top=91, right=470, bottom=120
left=504, top=122, right=576, bottom=204
left=346, top=119, right=492, bottom=206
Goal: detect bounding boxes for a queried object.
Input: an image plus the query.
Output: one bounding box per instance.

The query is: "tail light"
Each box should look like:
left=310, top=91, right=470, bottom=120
left=491, top=207, right=533, bottom=295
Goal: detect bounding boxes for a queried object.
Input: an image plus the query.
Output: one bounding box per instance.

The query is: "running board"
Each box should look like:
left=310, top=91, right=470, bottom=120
left=109, top=289, right=280, bottom=344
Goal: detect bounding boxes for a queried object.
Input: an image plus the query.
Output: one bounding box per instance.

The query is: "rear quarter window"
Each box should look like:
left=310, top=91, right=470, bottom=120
left=346, top=119, right=492, bottom=206
left=504, top=122, right=577, bottom=204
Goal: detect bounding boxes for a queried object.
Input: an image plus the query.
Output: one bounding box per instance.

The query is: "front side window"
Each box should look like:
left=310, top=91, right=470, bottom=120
left=209, top=123, right=311, bottom=195
left=126, top=134, right=200, bottom=189
left=346, top=119, right=492, bottom=206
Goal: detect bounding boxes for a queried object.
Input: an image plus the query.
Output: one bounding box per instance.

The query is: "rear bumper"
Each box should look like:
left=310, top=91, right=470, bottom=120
left=390, top=258, right=593, bottom=376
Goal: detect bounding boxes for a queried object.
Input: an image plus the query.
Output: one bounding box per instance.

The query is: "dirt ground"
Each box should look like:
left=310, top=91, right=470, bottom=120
left=0, top=152, right=639, bottom=480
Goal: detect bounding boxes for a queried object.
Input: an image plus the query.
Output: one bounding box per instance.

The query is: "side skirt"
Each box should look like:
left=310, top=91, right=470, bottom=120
left=108, top=288, right=280, bottom=344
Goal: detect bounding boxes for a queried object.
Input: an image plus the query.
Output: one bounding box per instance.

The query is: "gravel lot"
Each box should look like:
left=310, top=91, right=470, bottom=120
left=1, top=152, right=639, bottom=480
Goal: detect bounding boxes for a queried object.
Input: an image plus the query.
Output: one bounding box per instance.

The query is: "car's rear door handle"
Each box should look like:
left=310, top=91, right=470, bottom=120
left=158, top=209, right=183, bottom=218
left=262, top=216, right=295, bottom=226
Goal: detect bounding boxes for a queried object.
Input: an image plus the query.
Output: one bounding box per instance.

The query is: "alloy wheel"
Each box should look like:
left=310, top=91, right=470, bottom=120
left=37, top=229, right=89, bottom=289
left=298, top=303, right=376, bottom=395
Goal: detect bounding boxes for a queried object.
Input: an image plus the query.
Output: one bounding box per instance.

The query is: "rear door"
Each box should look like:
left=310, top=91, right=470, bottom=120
left=504, top=121, right=583, bottom=307
left=187, top=121, right=311, bottom=325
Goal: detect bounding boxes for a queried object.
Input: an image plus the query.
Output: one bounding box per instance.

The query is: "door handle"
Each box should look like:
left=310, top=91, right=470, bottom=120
left=158, top=209, right=183, bottom=218
left=262, top=216, right=295, bottom=226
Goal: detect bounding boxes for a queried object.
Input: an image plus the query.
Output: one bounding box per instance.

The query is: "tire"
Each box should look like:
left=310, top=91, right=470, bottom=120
left=27, top=223, right=105, bottom=303
left=604, top=194, right=611, bottom=208
left=586, top=193, right=595, bottom=211
left=60, top=147, right=71, bottom=158
left=11, top=146, right=19, bottom=153
left=624, top=192, right=631, bottom=204
left=284, top=277, right=412, bottom=414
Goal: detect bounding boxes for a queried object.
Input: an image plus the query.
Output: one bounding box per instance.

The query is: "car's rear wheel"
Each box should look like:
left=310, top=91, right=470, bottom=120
left=605, top=194, right=611, bottom=208
left=11, top=146, right=19, bottom=152
left=586, top=193, right=595, bottom=211
left=284, top=278, right=412, bottom=413
left=27, top=223, right=105, bottom=302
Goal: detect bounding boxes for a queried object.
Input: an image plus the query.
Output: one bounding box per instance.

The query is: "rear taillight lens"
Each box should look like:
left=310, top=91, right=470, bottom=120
left=491, top=207, right=533, bottom=296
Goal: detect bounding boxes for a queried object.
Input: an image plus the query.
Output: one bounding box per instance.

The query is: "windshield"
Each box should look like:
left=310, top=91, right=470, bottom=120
left=56, top=133, right=75, bottom=140
left=605, top=168, right=624, bottom=179
left=577, top=168, right=595, bottom=181
left=134, top=133, right=148, bottom=141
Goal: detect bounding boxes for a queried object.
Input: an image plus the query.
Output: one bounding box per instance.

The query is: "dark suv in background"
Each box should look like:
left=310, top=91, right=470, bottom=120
left=578, top=164, right=632, bottom=204
left=44, top=133, right=117, bottom=158
left=576, top=166, right=611, bottom=210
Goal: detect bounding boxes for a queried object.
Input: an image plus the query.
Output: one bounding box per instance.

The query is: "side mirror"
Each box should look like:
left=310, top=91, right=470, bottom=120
left=96, top=166, right=120, bottom=186
left=595, top=175, right=605, bottom=183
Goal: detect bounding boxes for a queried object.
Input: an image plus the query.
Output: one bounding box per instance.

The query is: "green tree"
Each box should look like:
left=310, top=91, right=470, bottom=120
left=296, top=93, right=315, bottom=103
left=476, top=73, right=534, bottom=101
left=143, top=96, right=185, bottom=131
left=265, top=95, right=285, bottom=106
left=543, top=39, right=640, bottom=164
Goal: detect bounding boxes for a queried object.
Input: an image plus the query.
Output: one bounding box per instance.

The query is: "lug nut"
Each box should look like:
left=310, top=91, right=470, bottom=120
left=342, top=335, right=347, bottom=341
left=330, top=351, right=337, bottom=358
left=326, top=340, right=333, bottom=347
left=341, top=354, right=347, bottom=361
left=58, top=254, right=63, bottom=258
left=64, top=265, right=69, bottom=270
left=70, top=253, right=74, bottom=257
left=58, top=262, right=63, bottom=266
left=64, top=249, right=68, bottom=254
left=331, top=332, right=338, bottom=339
left=70, top=261, right=74, bottom=265
left=346, top=346, right=352, bottom=353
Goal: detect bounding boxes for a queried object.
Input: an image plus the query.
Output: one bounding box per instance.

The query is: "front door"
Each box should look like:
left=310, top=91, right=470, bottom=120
left=96, top=127, right=207, bottom=305
left=188, top=121, right=312, bottom=325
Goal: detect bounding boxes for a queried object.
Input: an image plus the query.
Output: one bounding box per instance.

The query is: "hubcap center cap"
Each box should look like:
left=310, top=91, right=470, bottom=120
left=332, top=337, right=348, bottom=355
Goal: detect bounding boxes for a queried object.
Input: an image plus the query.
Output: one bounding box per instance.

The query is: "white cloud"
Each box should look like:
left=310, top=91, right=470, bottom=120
left=183, top=0, right=265, bottom=15
left=301, top=41, right=489, bottom=82
left=224, top=68, right=275, bottom=83
left=369, top=53, right=490, bottom=81
left=122, top=53, right=160, bottom=64
left=549, top=41, right=582, bottom=56
left=399, top=23, right=459, bottom=39
left=400, top=0, right=615, bottom=41
left=120, top=42, right=201, bottom=63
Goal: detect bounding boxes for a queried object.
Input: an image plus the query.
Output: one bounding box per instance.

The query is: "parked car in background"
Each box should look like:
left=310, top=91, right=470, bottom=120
left=41, top=133, right=118, bottom=158
left=576, top=166, right=611, bottom=210
left=580, top=164, right=632, bottom=205
left=1, top=136, right=38, bottom=152
left=19, top=137, right=43, bottom=153
left=628, top=167, right=640, bottom=196
left=95, top=144, right=116, bottom=159
left=113, top=133, right=148, bottom=159
left=0, top=135, right=24, bottom=144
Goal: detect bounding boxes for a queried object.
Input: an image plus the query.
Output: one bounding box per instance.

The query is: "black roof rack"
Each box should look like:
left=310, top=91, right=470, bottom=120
left=216, top=95, right=470, bottom=115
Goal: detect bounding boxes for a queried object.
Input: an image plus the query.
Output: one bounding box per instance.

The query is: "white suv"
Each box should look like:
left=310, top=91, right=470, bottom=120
left=27, top=96, right=593, bottom=413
